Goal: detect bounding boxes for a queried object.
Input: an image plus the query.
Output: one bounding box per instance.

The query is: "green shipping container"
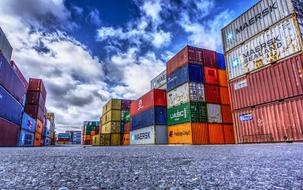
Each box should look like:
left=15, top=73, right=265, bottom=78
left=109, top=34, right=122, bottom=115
left=167, top=102, right=207, bottom=125
left=83, top=121, right=99, bottom=135
left=121, top=110, right=130, bottom=122
left=100, top=134, right=111, bottom=146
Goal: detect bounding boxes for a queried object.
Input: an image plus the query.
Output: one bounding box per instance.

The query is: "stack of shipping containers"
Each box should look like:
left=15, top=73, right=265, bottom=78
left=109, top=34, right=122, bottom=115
left=82, top=121, right=99, bottom=145
left=57, top=133, right=71, bottom=144
left=46, top=113, right=56, bottom=145
left=166, top=45, right=235, bottom=144
left=151, top=70, right=167, bottom=90
left=24, top=78, right=47, bottom=146
left=130, top=89, right=168, bottom=145
left=97, top=99, right=131, bottom=146
left=67, top=131, right=81, bottom=144
left=222, top=0, right=303, bottom=143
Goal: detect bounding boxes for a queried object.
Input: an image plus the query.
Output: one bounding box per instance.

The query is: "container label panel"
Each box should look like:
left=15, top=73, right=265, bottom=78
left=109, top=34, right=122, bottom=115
left=130, top=126, right=155, bottom=145
left=151, top=71, right=167, bottom=89
left=234, top=80, right=248, bottom=90
left=168, top=125, right=193, bottom=144
left=240, top=113, right=253, bottom=122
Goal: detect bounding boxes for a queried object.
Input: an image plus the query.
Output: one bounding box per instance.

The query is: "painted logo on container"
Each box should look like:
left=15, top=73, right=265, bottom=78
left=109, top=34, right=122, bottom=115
left=169, top=108, right=187, bottom=121
left=234, top=80, right=248, bottom=90
left=169, top=130, right=191, bottom=137
left=133, top=132, right=151, bottom=140
left=137, top=99, right=143, bottom=111
left=240, top=113, right=253, bottom=122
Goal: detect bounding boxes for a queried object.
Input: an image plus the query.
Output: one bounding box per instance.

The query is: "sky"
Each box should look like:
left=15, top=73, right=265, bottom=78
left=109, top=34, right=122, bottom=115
left=0, top=0, right=258, bottom=132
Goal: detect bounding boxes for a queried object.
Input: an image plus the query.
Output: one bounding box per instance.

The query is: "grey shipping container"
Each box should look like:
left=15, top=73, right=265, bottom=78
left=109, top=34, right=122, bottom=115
left=0, top=27, right=12, bottom=63
left=130, top=125, right=167, bottom=145
left=151, top=70, right=167, bottom=89
left=222, top=0, right=303, bottom=53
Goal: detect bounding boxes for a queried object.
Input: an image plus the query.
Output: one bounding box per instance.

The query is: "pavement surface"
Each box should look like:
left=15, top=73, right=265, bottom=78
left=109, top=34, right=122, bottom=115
left=0, top=144, right=303, bottom=190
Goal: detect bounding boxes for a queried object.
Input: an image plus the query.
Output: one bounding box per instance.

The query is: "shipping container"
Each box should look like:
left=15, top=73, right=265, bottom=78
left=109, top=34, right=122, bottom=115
left=130, top=125, right=167, bottom=145
left=102, top=122, right=121, bottom=134
left=167, top=102, right=207, bottom=125
left=131, top=107, right=167, bottom=130
left=167, top=46, right=203, bottom=75
left=204, top=67, right=219, bottom=85
left=10, top=60, right=28, bottom=91
left=226, top=16, right=303, bottom=80
left=207, top=104, right=223, bottom=123
left=0, top=117, right=19, bottom=146
left=102, top=99, right=121, bottom=114
left=0, top=53, right=26, bottom=104
left=0, top=27, right=13, bottom=62
left=121, top=110, right=130, bottom=122
left=26, top=91, right=45, bottom=108
left=220, top=87, right=230, bottom=105
left=233, top=96, right=303, bottom=143
left=21, top=113, right=36, bottom=133
left=34, top=132, right=42, bottom=147
left=111, top=134, right=121, bottom=146
left=124, top=122, right=131, bottom=134
left=222, top=0, right=301, bottom=53
left=191, top=123, right=209, bottom=144
left=203, top=49, right=218, bottom=68
left=217, top=53, right=226, bottom=69
left=130, top=89, right=167, bottom=117
left=92, top=134, right=100, bottom=146
left=100, top=134, right=111, bottom=146
left=24, top=104, right=44, bottom=122
left=167, top=64, right=203, bottom=91
left=18, top=129, right=34, bottom=147
left=221, top=105, right=233, bottom=124
left=168, top=123, right=193, bottom=144
left=43, top=128, right=50, bottom=137
left=102, top=110, right=121, bottom=124
left=121, top=99, right=132, bottom=111
left=223, top=124, right=236, bottom=144
left=122, top=134, right=130, bottom=145
left=218, top=69, right=228, bottom=87
left=0, top=84, right=22, bottom=125
left=44, top=137, right=50, bottom=146
left=205, top=84, right=221, bottom=104
left=151, top=70, right=167, bottom=89
left=28, top=78, right=47, bottom=100
left=230, top=53, right=303, bottom=110
left=208, top=124, right=225, bottom=144
left=167, top=82, right=205, bottom=108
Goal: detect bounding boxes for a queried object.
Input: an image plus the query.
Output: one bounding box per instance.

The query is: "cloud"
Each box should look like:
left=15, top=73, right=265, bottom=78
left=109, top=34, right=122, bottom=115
left=87, top=9, right=101, bottom=27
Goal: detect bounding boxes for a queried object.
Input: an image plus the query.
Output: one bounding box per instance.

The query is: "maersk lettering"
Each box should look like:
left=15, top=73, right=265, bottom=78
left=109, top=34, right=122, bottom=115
left=242, top=36, right=282, bottom=62
left=235, top=2, right=278, bottom=34
left=135, top=132, right=151, bottom=140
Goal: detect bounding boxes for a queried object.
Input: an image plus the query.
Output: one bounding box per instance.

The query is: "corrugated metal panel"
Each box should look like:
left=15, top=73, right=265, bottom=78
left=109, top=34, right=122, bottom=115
left=18, top=129, right=34, bottom=147
left=102, top=122, right=121, bottom=134
left=122, top=134, right=130, bottom=145
left=34, top=132, right=41, bottom=146
left=192, top=123, right=209, bottom=145
left=102, top=99, right=121, bottom=114
left=207, top=104, right=223, bottom=123
left=102, top=110, right=121, bottom=124
left=223, top=124, right=236, bottom=144
left=222, top=0, right=297, bottom=53
left=221, top=105, right=233, bottom=124
left=168, top=123, right=193, bottom=144
left=217, top=53, right=226, bottom=69
left=151, top=70, right=167, bottom=89
left=24, top=104, right=45, bottom=122
left=229, top=53, right=303, bottom=110
left=208, top=124, right=225, bottom=144
left=0, top=117, right=19, bottom=146
left=205, top=84, right=221, bottom=104
left=100, top=134, right=110, bottom=146
left=130, top=126, right=155, bottom=145
left=0, top=27, right=13, bottom=63
left=233, top=96, right=303, bottom=143
left=204, top=67, right=219, bottom=85
left=218, top=69, right=228, bottom=87
left=28, top=78, right=47, bottom=100
left=121, top=99, right=132, bottom=111
left=110, top=134, right=120, bottom=146
left=226, top=16, right=303, bottom=80
left=220, top=87, right=230, bottom=105
left=203, top=49, right=218, bottom=68
left=167, top=82, right=205, bottom=108
left=131, top=107, right=167, bottom=130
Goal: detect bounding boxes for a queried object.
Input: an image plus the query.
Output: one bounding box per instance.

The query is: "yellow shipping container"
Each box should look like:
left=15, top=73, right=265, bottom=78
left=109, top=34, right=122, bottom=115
left=92, top=134, right=100, bottom=146
left=168, top=123, right=193, bottom=144
left=101, top=122, right=121, bottom=134
left=111, top=134, right=121, bottom=146
left=102, top=99, right=121, bottom=114
left=102, top=110, right=121, bottom=124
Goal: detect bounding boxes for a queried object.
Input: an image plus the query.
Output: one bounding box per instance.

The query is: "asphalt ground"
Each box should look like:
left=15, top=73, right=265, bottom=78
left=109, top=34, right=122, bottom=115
left=0, top=143, right=302, bottom=190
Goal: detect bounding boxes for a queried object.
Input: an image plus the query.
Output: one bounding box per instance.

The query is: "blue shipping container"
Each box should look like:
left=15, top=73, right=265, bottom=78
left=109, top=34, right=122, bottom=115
left=131, top=106, right=167, bottom=130
left=167, top=64, right=203, bottom=91
left=44, top=137, right=50, bottom=146
left=43, top=128, right=50, bottom=137
left=217, top=53, right=226, bottom=70
left=18, top=129, right=34, bottom=147
left=21, top=113, right=36, bottom=133
left=0, top=85, right=22, bottom=125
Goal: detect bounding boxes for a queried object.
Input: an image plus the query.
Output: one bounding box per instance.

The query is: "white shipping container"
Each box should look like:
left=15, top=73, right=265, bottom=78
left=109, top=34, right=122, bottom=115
left=167, top=82, right=205, bottom=108
left=207, top=104, right=223, bottom=123
left=222, top=0, right=300, bottom=53
left=130, top=125, right=167, bottom=145
left=0, top=27, right=13, bottom=63
left=151, top=70, right=167, bottom=89
left=226, top=16, right=303, bottom=80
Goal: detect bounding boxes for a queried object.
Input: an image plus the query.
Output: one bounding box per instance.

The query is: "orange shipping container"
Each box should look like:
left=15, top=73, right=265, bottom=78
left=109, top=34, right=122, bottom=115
left=168, top=123, right=193, bottom=144
left=218, top=69, right=228, bottom=87
left=221, top=105, right=233, bottom=124
left=34, top=132, right=41, bottom=146
left=84, top=135, right=91, bottom=141
left=223, top=125, right=235, bottom=144
left=122, top=134, right=130, bottom=145
left=220, top=87, right=230, bottom=105
left=208, top=124, right=224, bottom=144
left=192, top=123, right=209, bottom=145
left=91, top=131, right=96, bottom=136
left=35, top=119, right=43, bottom=134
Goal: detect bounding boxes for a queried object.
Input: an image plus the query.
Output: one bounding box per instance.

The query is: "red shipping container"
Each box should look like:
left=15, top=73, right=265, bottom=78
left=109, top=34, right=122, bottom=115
left=28, top=78, right=47, bottom=100
left=10, top=60, right=28, bottom=90
left=205, top=84, right=221, bottom=104
left=220, top=87, right=230, bottom=105
left=167, top=46, right=203, bottom=75
left=26, top=91, right=46, bottom=108
left=204, top=67, right=219, bottom=85
left=0, top=53, right=26, bottom=104
left=203, top=49, right=217, bottom=68
left=130, top=89, right=167, bottom=117
left=221, top=105, right=233, bottom=124
left=229, top=53, right=303, bottom=110
left=124, top=122, right=131, bottom=133
left=233, top=96, right=303, bottom=144
left=223, top=125, right=235, bottom=144
left=25, top=104, right=45, bottom=121
left=208, top=124, right=224, bottom=144
left=0, top=117, right=19, bottom=146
